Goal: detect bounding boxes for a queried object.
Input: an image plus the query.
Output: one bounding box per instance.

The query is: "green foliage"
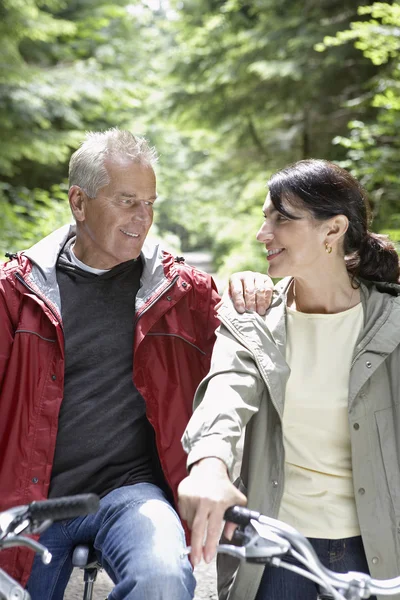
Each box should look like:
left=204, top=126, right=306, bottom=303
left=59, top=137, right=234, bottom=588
left=316, top=3, right=400, bottom=236
left=2, top=0, right=400, bottom=269
left=152, top=0, right=379, bottom=275
left=0, top=183, right=71, bottom=257
left=316, top=3, right=400, bottom=65
left=0, top=0, right=159, bottom=252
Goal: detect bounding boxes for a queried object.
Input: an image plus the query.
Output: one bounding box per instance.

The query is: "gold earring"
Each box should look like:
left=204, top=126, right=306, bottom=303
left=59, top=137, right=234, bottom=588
left=325, top=242, right=332, bottom=254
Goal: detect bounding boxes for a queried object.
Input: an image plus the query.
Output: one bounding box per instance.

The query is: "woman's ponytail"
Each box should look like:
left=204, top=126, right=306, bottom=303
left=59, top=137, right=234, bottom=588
left=346, top=232, right=400, bottom=283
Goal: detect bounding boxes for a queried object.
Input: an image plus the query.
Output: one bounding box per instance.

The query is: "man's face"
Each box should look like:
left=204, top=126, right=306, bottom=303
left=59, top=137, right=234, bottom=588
left=71, top=159, right=157, bottom=269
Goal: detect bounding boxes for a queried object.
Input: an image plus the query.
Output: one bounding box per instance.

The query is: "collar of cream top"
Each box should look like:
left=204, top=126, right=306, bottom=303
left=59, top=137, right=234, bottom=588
left=291, top=280, right=358, bottom=314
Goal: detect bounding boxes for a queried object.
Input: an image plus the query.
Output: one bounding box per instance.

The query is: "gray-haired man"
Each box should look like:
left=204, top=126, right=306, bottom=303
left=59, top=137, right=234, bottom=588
left=0, top=128, right=272, bottom=599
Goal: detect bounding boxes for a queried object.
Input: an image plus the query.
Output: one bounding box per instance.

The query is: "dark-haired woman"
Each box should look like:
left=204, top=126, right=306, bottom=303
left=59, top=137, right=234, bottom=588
left=178, top=159, right=400, bottom=600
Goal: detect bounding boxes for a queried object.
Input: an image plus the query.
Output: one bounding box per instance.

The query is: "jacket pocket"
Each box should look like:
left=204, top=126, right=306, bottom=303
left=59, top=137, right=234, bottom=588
left=15, top=330, right=56, bottom=343
left=375, top=405, right=400, bottom=513
left=145, top=332, right=206, bottom=354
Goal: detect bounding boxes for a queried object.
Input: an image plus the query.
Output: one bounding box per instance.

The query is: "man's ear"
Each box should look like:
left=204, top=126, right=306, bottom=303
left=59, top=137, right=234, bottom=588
left=68, top=186, right=86, bottom=222
left=325, top=214, right=348, bottom=251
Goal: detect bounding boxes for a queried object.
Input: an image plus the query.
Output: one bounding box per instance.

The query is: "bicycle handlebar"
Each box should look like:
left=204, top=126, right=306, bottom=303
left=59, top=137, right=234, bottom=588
left=0, top=494, right=100, bottom=600
left=221, top=506, right=400, bottom=599
left=224, top=506, right=261, bottom=526
left=27, top=494, right=99, bottom=523
left=0, top=493, right=99, bottom=540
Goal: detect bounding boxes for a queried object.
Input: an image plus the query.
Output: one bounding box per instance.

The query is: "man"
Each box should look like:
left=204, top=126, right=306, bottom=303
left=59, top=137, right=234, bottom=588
left=0, top=128, right=271, bottom=599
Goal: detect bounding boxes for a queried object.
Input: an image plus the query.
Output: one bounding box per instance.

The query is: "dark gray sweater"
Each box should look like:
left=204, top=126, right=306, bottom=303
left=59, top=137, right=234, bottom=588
left=49, top=243, right=163, bottom=498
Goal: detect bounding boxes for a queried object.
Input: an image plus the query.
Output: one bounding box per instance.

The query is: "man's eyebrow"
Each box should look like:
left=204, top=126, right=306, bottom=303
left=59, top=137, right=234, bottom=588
left=119, top=192, right=158, bottom=200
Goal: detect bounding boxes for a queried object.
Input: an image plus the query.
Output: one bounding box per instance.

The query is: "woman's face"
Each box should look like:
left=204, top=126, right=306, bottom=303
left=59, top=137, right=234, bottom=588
left=256, top=193, right=329, bottom=279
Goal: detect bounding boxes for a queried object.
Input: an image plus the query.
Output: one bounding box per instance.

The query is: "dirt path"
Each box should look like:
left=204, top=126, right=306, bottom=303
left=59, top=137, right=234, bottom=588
left=65, top=558, right=217, bottom=599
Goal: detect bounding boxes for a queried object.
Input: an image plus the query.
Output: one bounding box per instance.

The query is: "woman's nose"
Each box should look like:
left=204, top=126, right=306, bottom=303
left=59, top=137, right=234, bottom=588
left=256, top=223, right=274, bottom=243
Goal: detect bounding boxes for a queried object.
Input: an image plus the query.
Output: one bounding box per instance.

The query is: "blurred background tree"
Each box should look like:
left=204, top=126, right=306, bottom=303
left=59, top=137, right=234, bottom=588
left=317, top=2, right=400, bottom=244
left=0, top=0, right=161, bottom=253
left=0, top=0, right=399, bottom=277
left=155, top=0, right=383, bottom=275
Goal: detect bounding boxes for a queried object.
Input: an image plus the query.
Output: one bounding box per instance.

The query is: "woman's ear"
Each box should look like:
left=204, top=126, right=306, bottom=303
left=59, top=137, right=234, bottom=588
left=325, top=215, right=348, bottom=252
left=68, top=186, right=86, bottom=222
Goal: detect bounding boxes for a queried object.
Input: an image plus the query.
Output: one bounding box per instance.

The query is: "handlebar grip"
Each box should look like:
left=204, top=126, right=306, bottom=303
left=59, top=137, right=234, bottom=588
left=28, top=494, right=100, bottom=523
left=224, top=506, right=261, bottom=526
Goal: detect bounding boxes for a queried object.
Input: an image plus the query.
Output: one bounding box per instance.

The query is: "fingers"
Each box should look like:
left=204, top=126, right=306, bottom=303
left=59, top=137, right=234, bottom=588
left=203, top=505, right=227, bottom=563
left=201, top=485, right=246, bottom=563
left=229, top=271, right=256, bottom=313
left=255, top=275, right=274, bottom=316
left=178, top=480, right=206, bottom=567
left=223, top=520, right=238, bottom=541
left=229, top=271, right=274, bottom=315
left=178, top=461, right=247, bottom=567
left=190, top=505, right=209, bottom=566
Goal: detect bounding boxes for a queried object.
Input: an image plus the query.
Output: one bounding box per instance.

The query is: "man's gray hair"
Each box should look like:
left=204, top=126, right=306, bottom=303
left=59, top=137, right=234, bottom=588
left=68, top=128, right=158, bottom=198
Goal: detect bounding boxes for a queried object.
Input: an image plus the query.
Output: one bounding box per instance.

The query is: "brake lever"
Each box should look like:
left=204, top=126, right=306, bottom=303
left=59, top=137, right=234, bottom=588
left=0, top=502, right=54, bottom=539
left=29, top=519, right=53, bottom=536
left=218, top=519, right=291, bottom=564
left=0, top=506, right=30, bottom=541
left=1, top=534, right=52, bottom=564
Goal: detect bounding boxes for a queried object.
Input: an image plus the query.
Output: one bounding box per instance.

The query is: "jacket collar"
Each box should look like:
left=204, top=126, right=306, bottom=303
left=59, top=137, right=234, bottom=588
left=136, top=240, right=172, bottom=310
left=23, top=223, right=74, bottom=279
left=21, top=224, right=172, bottom=313
left=218, top=274, right=400, bottom=374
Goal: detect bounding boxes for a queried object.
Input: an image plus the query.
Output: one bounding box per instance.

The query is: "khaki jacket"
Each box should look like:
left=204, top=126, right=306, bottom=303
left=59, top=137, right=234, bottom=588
left=182, top=278, right=400, bottom=600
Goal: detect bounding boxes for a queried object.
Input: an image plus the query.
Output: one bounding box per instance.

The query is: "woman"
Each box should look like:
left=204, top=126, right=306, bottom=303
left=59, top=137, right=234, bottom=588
left=178, top=159, right=400, bottom=600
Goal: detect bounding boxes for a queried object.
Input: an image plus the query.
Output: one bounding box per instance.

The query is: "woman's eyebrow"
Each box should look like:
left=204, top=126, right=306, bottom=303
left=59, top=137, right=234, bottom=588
left=263, top=205, right=277, bottom=216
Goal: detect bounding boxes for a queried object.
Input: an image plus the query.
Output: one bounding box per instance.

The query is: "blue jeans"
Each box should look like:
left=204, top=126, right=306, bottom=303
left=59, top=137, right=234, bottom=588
left=26, top=483, right=195, bottom=600
left=255, top=536, right=376, bottom=600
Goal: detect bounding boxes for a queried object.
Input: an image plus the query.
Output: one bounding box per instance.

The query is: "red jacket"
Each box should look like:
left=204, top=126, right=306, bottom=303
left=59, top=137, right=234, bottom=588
left=0, top=225, right=220, bottom=586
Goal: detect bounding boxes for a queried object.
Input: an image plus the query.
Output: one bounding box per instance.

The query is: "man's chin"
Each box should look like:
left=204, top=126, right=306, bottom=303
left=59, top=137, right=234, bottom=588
left=118, top=250, right=142, bottom=264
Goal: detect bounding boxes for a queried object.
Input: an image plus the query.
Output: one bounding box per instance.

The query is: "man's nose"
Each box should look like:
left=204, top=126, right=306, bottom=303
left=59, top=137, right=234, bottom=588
left=256, top=223, right=274, bottom=243
left=131, top=202, right=149, bottom=221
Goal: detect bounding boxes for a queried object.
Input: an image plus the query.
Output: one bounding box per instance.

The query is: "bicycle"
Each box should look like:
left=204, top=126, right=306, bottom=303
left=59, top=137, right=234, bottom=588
left=216, top=506, right=400, bottom=600
left=0, top=494, right=99, bottom=600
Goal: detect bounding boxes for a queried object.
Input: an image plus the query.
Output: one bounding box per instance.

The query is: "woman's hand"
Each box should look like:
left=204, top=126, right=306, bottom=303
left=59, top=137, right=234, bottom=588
left=178, top=457, right=247, bottom=567
left=228, top=271, right=273, bottom=315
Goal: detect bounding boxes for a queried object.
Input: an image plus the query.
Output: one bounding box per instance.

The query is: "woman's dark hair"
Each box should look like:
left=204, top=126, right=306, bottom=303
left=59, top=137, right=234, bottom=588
left=267, top=159, right=400, bottom=284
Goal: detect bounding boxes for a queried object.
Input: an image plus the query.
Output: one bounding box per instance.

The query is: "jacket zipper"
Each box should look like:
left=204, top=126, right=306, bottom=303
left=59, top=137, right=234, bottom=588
left=134, top=275, right=179, bottom=327
left=15, top=272, right=63, bottom=330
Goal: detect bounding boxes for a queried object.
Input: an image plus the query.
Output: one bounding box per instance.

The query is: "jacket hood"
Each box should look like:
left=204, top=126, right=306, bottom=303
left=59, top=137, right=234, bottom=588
left=356, top=279, right=400, bottom=359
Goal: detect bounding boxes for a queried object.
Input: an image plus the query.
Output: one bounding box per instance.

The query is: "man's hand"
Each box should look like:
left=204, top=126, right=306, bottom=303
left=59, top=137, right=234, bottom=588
left=178, top=457, right=246, bottom=567
left=229, top=271, right=274, bottom=315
